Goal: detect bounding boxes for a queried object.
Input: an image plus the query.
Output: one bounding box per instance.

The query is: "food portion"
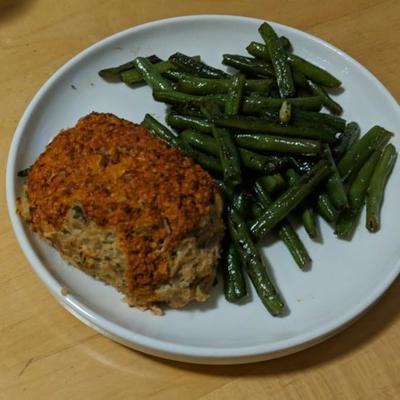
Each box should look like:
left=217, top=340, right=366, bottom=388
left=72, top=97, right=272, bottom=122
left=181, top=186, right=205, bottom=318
left=17, top=112, right=224, bottom=312
left=97, top=21, right=397, bottom=316
left=17, top=22, right=397, bottom=317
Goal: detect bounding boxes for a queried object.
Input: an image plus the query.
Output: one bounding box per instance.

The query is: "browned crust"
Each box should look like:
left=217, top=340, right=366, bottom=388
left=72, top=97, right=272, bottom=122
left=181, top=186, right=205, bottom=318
left=25, top=112, right=221, bottom=301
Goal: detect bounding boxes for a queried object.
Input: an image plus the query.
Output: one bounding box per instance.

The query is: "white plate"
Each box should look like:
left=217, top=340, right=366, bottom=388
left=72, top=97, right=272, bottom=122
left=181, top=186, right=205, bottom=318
left=6, top=15, right=400, bottom=364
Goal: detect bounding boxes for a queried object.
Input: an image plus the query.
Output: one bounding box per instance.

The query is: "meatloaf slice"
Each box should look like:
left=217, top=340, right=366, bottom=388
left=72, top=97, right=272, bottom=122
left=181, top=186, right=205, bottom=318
left=17, top=112, right=224, bottom=312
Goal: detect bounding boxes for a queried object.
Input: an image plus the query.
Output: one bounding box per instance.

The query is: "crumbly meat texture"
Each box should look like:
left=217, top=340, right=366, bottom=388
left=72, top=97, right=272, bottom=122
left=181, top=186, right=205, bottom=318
left=18, top=112, right=224, bottom=310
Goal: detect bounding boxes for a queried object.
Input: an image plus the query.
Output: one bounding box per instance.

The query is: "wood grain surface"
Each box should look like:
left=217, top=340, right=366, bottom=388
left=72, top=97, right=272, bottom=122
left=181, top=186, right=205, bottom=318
left=1, top=0, right=399, bottom=399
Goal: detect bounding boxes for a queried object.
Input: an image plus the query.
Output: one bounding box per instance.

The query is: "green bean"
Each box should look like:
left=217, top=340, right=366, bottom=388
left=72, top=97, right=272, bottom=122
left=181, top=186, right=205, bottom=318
left=257, top=174, right=286, bottom=195
left=142, top=116, right=223, bottom=173
left=17, top=167, right=31, bottom=177
left=279, top=101, right=292, bottom=124
left=246, top=38, right=291, bottom=59
left=288, top=157, right=341, bottom=223
left=244, top=78, right=274, bottom=93
left=215, top=116, right=336, bottom=142
left=170, top=105, right=204, bottom=118
left=221, top=242, right=248, bottom=302
left=324, top=144, right=348, bottom=210
left=258, top=110, right=281, bottom=123
left=180, top=129, right=217, bottom=153
left=239, top=150, right=288, bottom=173
left=335, top=215, right=356, bottom=240
left=141, top=115, right=225, bottom=175
left=166, top=114, right=212, bottom=133
left=351, top=150, right=384, bottom=209
left=251, top=201, right=265, bottom=220
left=225, top=74, right=246, bottom=116
left=258, top=22, right=295, bottom=98
left=286, top=169, right=318, bottom=238
left=181, top=129, right=288, bottom=173
left=200, top=100, right=223, bottom=120
left=279, top=36, right=292, bottom=51
left=301, top=206, right=318, bottom=238
left=121, top=60, right=175, bottom=84
left=242, top=95, right=323, bottom=113
left=245, top=41, right=270, bottom=59
left=222, top=54, right=275, bottom=77
left=183, top=145, right=223, bottom=173
left=366, top=144, right=397, bottom=232
left=161, top=69, right=188, bottom=82
left=333, top=122, right=360, bottom=159
left=133, top=57, right=174, bottom=91
left=232, top=191, right=253, bottom=217
left=141, top=114, right=180, bottom=148
left=306, top=80, right=343, bottom=115
left=348, top=149, right=382, bottom=209
left=228, top=208, right=284, bottom=316
left=246, top=41, right=341, bottom=88
left=245, top=40, right=305, bottom=87
left=338, top=125, right=393, bottom=182
left=278, top=223, right=312, bottom=268
left=211, top=126, right=242, bottom=186
left=288, top=156, right=313, bottom=173
left=293, top=110, right=346, bottom=132
left=335, top=150, right=381, bottom=239
left=171, top=74, right=272, bottom=95
left=289, top=169, right=339, bottom=224
left=153, top=90, right=226, bottom=107
left=292, top=70, right=307, bottom=87
left=163, top=66, right=222, bottom=84
left=251, top=160, right=330, bottom=239
left=288, top=157, right=339, bottom=223
left=258, top=22, right=295, bottom=97
left=158, top=58, right=203, bottom=82
left=254, top=181, right=311, bottom=269
left=316, top=192, right=339, bottom=223
left=288, top=53, right=342, bottom=88
left=235, top=134, right=322, bottom=156
left=98, top=54, right=162, bottom=80
left=214, top=179, right=235, bottom=201
left=169, top=52, right=229, bottom=79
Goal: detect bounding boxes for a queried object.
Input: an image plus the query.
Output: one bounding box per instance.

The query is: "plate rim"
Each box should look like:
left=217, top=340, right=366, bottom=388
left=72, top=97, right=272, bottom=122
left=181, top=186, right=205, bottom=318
left=6, top=14, right=400, bottom=364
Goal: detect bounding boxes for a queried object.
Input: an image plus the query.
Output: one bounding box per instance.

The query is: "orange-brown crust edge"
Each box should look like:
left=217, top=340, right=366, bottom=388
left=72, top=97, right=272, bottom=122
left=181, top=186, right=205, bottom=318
left=26, top=112, right=221, bottom=300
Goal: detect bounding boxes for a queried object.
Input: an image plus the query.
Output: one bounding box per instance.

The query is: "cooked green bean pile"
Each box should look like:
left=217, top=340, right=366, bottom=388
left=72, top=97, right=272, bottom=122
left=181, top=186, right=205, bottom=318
left=98, top=22, right=397, bottom=316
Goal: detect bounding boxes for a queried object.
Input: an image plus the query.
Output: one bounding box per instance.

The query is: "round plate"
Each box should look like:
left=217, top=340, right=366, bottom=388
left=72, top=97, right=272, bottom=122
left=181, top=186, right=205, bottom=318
left=6, top=15, right=400, bottom=364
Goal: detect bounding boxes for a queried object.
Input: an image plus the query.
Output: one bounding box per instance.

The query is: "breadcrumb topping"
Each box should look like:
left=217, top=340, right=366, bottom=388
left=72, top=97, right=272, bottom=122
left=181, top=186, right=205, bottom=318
left=26, top=112, right=220, bottom=296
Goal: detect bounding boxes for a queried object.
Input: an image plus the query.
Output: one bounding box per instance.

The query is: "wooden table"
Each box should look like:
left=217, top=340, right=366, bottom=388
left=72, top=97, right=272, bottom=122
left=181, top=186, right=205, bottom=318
left=1, top=0, right=399, bottom=398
